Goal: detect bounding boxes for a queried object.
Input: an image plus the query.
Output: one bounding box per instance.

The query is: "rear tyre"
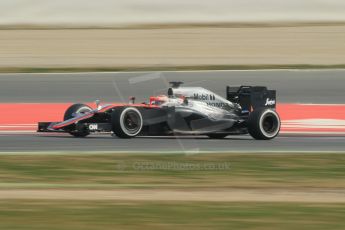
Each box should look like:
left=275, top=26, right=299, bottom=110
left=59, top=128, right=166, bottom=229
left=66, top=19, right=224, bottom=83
left=248, top=108, right=280, bottom=140
left=64, top=104, right=92, bottom=137
left=207, top=133, right=228, bottom=139
left=112, top=107, right=143, bottom=138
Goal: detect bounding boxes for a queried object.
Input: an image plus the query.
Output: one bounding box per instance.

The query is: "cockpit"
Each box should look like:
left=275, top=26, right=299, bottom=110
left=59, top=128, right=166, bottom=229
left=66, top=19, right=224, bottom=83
left=149, top=95, right=168, bottom=106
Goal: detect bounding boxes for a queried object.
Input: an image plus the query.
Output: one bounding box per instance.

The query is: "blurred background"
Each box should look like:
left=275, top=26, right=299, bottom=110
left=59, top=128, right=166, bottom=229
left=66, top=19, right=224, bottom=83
left=1, top=0, right=345, bottom=70
left=1, top=0, right=345, bottom=25
left=1, top=1, right=345, bottom=230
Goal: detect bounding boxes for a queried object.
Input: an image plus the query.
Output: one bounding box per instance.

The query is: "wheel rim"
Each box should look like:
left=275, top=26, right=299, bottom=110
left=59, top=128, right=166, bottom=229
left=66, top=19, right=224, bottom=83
left=123, top=111, right=141, bottom=133
left=73, top=107, right=92, bottom=117
left=259, top=110, right=280, bottom=138
left=120, top=108, right=143, bottom=136
left=262, top=115, right=277, bottom=133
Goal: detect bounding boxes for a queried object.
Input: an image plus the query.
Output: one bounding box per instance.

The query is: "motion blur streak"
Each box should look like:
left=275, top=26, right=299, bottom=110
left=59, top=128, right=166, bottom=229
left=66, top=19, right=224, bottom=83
left=1, top=103, right=345, bottom=134
left=1, top=0, right=345, bottom=25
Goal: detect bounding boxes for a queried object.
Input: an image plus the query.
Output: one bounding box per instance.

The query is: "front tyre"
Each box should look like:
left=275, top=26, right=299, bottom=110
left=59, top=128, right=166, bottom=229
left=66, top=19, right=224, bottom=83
left=64, top=103, right=92, bottom=137
left=112, top=107, right=143, bottom=138
left=248, top=108, right=280, bottom=140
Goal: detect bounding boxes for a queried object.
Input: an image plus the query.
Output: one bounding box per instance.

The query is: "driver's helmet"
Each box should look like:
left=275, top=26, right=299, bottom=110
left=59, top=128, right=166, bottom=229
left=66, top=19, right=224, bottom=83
left=149, top=95, right=168, bottom=106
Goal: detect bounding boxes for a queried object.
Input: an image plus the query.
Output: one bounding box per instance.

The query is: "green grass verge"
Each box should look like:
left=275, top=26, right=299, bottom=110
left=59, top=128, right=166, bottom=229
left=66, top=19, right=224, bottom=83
left=1, top=153, right=344, bottom=229
left=1, top=64, right=345, bottom=73
left=0, top=153, right=344, bottom=189
left=0, top=201, right=344, bottom=230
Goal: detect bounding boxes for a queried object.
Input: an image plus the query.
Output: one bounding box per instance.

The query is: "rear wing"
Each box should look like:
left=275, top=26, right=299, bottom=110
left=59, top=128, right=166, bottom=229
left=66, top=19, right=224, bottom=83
left=226, top=86, right=276, bottom=112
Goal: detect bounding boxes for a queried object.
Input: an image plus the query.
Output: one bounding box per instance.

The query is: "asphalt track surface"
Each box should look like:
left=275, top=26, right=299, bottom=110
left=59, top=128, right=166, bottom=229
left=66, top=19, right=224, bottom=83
left=1, top=69, right=345, bottom=104
left=0, top=133, right=344, bottom=152
left=0, top=69, right=345, bottom=152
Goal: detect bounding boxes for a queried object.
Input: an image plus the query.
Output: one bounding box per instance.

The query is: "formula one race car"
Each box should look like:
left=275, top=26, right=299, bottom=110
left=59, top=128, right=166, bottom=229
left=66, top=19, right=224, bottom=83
left=38, top=82, right=280, bottom=140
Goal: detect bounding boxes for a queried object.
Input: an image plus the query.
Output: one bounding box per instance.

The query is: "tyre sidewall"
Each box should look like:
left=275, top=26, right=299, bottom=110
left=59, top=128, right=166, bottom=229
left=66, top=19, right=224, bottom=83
left=64, top=104, right=92, bottom=120
left=63, top=103, right=92, bottom=137
left=112, top=107, right=143, bottom=138
left=248, top=108, right=280, bottom=140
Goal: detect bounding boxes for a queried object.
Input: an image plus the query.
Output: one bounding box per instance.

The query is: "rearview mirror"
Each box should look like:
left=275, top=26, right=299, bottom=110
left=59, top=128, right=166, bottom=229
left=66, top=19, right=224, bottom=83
left=95, top=99, right=101, bottom=109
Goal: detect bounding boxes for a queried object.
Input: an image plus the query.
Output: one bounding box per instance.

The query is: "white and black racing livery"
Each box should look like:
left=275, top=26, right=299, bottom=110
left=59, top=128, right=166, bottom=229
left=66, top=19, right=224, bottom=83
left=38, top=82, right=280, bottom=140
